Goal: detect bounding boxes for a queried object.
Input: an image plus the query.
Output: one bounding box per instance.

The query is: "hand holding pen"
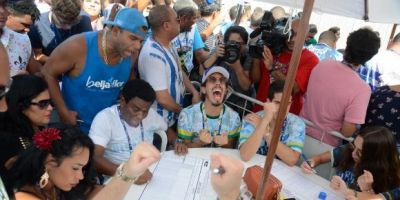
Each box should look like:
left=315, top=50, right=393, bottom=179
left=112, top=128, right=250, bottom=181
left=301, top=154, right=317, bottom=174
left=210, top=154, right=244, bottom=200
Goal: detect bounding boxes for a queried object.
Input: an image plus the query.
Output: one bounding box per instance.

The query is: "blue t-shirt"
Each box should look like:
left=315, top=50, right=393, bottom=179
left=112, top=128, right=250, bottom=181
left=238, top=112, right=305, bottom=155
left=28, top=12, right=92, bottom=56
left=62, top=32, right=131, bottom=133
left=171, top=25, right=205, bottom=73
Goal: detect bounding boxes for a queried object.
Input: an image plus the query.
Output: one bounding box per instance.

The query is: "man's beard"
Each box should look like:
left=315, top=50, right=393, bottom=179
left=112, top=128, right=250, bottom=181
left=180, top=26, right=192, bottom=33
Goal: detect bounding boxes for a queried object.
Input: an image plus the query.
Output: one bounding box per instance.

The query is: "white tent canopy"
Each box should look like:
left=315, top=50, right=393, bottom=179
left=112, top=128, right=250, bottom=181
left=257, top=0, right=400, bottom=24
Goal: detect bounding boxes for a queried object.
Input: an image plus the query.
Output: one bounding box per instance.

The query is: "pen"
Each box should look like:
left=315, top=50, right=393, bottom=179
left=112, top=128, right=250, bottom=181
left=212, top=166, right=225, bottom=175
left=301, top=154, right=317, bottom=174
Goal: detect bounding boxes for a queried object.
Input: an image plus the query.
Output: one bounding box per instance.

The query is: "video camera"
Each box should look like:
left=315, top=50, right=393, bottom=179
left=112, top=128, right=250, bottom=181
left=249, top=11, right=288, bottom=58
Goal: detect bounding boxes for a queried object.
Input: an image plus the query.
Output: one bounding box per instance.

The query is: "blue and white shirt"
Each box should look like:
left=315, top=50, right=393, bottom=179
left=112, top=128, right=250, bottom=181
left=138, top=37, right=184, bottom=126
left=306, top=43, right=343, bottom=62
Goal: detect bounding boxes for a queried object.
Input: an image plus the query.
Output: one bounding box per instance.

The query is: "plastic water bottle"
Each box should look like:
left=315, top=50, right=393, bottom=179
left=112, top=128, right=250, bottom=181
left=318, top=191, right=327, bottom=200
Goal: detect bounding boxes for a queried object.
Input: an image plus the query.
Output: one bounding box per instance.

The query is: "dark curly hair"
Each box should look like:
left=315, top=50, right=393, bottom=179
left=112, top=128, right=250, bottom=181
left=343, top=28, right=380, bottom=65
left=6, top=0, right=40, bottom=22
left=121, top=79, right=156, bottom=103
left=11, top=124, right=96, bottom=199
left=224, top=25, right=248, bottom=44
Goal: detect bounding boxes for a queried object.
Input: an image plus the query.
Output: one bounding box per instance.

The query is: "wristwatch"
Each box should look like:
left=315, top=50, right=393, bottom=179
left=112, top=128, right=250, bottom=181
left=116, top=162, right=137, bottom=183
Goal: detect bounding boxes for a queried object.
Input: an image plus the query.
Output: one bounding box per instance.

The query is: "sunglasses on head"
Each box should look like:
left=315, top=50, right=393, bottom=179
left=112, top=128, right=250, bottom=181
left=30, top=99, right=53, bottom=109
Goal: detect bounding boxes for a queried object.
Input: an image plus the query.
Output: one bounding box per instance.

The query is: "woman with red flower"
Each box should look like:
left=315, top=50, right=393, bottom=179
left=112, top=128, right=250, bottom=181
left=0, top=74, right=53, bottom=195
left=10, top=125, right=160, bottom=200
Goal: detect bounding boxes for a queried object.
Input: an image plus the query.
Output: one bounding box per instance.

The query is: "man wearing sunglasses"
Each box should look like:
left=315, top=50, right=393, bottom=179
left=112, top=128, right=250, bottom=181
left=42, top=7, right=148, bottom=134
left=175, top=66, right=241, bottom=154
left=138, top=5, right=200, bottom=148
left=28, top=0, right=92, bottom=64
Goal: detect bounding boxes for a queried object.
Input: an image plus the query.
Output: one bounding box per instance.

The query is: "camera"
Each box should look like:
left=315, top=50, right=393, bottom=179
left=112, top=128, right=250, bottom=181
left=249, top=11, right=288, bottom=58
left=224, top=40, right=241, bottom=64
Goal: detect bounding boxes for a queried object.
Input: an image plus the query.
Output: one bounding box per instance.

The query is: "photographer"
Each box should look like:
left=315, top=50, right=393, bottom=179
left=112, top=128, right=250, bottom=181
left=251, top=18, right=319, bottom=115
left=204, top=26, right=253, bottom=112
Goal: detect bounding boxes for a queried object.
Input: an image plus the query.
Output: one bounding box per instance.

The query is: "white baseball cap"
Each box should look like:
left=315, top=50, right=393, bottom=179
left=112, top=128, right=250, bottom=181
left=201, top=66, right=230, bottom=84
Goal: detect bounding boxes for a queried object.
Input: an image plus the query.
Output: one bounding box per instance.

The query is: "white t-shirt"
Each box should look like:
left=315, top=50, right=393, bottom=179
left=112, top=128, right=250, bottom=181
left=89, top=105, right=167, bottom=165
left=366, top=49, right=400, bottom=86
left=1, top=27, right=32, bottom=76
left=138, top=37, right=184, bottom=126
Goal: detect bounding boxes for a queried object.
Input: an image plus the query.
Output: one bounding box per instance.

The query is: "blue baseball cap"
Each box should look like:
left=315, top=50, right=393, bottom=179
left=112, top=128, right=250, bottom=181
left=103, top=8, right=148, bottom=38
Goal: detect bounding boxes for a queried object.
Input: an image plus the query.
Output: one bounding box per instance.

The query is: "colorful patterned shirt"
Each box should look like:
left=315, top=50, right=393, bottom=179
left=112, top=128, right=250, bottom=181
left=177, top=102, right=241, bottom=143
left=306, top=43, right=343, bottom=62
left=238, top=112, right=305, bottom=155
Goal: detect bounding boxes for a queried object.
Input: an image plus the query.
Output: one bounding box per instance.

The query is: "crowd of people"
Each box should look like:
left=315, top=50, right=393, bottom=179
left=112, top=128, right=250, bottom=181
left=0, top=0, right=399, bottom=199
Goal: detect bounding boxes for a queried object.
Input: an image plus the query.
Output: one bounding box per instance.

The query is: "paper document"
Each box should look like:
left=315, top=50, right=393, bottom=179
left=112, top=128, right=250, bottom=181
left=138, top=153, right=217, bottom=200
left=271, top=161, right=344, bottom=200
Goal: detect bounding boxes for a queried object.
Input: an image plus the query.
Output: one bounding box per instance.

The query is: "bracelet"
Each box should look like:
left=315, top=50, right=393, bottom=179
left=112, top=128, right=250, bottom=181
left=115, top=162, right=137, bottom=183
left=175, top=138, right=183, bottom=144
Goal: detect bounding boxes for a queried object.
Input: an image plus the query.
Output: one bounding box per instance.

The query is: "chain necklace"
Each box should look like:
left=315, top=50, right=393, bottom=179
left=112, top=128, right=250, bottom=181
left=101, top=29, right=122, bottom=65
left=102, top=30, right=110, bottom=65
left=201, top=103, right=224, bottom=136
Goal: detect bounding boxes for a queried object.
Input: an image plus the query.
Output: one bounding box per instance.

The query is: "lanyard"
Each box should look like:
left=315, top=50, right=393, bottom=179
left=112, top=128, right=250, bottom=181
left=118, top=106, right=144, bottom=151
left=201, top=103, right=224, bottom=136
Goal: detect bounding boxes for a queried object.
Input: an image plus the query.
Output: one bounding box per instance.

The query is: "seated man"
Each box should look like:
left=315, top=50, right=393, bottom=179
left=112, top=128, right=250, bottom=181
left=89, top=79, right=167, bottom=184
left=177, top=66, right=241, bottom=153
left=239, top=80, right=305, bottom=166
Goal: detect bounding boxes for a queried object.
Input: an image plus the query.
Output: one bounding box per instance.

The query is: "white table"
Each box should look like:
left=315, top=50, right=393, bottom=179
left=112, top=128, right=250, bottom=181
left=123, top=148, right=343, bottom=200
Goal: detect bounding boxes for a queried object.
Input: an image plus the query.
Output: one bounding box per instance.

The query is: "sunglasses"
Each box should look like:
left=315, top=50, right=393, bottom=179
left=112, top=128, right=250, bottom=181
left=207, top=76, right=228, bottom=84
left=30, top=99, right=53, bottom=109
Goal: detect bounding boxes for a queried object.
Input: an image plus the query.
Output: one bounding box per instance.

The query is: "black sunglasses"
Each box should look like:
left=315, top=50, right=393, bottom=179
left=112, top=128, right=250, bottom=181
left=30, top=99, right=53, bottom=109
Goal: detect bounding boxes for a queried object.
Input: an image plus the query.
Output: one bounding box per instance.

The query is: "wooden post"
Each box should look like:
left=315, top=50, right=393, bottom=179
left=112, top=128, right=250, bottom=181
left=388, top=24, right=397, bottom=48
left=255, top=0, right=315, bottom=199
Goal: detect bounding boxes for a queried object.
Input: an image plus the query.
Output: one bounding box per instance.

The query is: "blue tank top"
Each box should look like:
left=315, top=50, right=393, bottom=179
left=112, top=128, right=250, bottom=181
left=62, top=31, right=131, bottom=133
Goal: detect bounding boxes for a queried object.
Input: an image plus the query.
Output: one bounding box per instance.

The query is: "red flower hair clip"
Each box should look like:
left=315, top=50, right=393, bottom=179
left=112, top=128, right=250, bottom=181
left=33, top=128, right=62, bottom=150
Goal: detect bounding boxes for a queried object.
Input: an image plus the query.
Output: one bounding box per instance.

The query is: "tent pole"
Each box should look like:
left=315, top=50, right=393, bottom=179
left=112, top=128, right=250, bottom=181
left=388, top=24, right=397, bottom=48
left=255, top=0, right=315, bottom=199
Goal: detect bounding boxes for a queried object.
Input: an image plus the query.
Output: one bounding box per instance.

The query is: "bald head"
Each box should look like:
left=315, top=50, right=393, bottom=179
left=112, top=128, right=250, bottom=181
left=318, top=31, right=337, bottom=48
left=270, top=6, right=285, bottom=20
left=286, top=19, right=300, bottom=51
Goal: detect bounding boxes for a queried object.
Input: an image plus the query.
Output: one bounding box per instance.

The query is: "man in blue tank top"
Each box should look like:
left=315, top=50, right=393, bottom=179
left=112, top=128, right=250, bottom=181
left=42, top=7, right=148, bottom=133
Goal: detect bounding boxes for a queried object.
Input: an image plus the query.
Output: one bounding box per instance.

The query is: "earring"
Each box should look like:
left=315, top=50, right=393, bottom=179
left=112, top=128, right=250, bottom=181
left=39, top=171, right=49, bottom=189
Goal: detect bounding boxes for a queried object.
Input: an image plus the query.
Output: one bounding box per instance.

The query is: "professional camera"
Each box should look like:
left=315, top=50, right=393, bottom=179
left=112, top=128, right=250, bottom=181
left=249, top=11, right=288, bottom=58
left=223, top=40, right=241, bottom=64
